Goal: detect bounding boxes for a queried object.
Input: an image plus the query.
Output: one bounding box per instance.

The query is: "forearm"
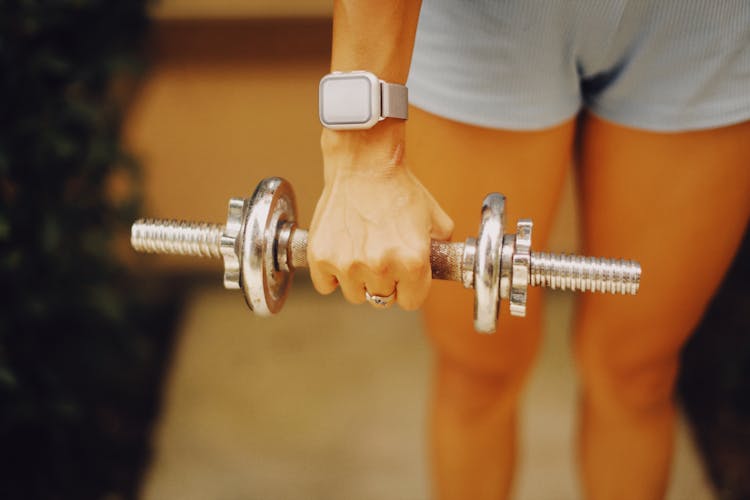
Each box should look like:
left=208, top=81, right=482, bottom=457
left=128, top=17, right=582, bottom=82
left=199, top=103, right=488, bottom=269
left=322, top=0, right=422, bottom=175
left=330, top=0, right=422, bottom=82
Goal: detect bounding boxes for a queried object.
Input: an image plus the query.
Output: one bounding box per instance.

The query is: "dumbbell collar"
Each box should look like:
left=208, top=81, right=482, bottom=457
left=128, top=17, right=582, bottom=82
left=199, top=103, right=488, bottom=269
left=220, top=177, right=298, bottom=316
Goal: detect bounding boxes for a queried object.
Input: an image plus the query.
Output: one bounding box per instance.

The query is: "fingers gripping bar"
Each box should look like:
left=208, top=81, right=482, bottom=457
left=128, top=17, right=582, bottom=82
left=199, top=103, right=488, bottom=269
left=131, top=177, right=641, bottom=333
left=273, top=229, right=467, bottom=283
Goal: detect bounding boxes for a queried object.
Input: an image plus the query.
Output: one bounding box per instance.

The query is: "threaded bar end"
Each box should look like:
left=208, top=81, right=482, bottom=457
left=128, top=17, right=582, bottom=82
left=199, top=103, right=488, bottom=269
left=131, top=218, right=223, bottom=258
left=530, top=252, right=641, bottom=295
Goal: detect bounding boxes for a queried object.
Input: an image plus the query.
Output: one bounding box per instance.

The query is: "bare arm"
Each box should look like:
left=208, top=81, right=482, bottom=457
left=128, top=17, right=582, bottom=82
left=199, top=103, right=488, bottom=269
left=308, top=0, right=453, bottom=310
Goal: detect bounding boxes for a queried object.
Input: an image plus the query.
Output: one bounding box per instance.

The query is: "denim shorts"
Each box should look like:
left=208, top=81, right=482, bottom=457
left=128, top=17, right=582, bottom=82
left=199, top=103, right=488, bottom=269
left=407, top=0, right=750, bottom=131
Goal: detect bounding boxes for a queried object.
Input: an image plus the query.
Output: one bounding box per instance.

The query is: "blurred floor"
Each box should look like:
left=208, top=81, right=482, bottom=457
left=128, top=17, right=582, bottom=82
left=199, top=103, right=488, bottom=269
left=140, top=281, right=715, bottom=500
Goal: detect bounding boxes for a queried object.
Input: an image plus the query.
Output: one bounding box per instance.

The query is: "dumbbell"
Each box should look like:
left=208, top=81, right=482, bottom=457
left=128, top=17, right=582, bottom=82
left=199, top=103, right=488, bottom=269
left=131, top=177, right=641, bottom=333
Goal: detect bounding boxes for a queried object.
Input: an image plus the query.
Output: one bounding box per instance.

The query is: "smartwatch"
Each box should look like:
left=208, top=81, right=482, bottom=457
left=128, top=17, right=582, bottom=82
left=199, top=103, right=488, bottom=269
left=319, top=71, right=408, bottom=130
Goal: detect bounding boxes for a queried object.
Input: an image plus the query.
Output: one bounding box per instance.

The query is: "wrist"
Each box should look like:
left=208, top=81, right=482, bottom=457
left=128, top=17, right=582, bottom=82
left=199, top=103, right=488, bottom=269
left=321, top=120, right=406, bottom=176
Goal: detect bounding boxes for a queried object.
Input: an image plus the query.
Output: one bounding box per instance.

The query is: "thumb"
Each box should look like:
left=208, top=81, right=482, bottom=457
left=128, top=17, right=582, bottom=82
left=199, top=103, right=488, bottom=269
left=430, top=202, right=454, bottom=241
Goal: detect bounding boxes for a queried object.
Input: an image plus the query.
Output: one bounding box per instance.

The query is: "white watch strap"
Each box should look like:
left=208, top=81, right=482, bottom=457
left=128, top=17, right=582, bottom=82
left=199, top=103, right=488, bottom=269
left=381, top=81, right=408, bottom=120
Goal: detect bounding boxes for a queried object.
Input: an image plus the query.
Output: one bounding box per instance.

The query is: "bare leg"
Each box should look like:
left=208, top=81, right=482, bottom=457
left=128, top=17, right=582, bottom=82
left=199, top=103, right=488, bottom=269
left=575, top=115, right=750, bottom=499
left=408, top=107, right=576, bottom=499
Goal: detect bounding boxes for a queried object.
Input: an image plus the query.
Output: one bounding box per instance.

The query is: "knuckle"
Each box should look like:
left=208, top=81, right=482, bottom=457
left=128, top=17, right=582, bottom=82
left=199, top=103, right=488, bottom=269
left=402, top=255, right=428, bottom=275
left=339, top=259, right=365, bottom=278
left=397, top=282, right=430, bottom=311
left=444, top=218, right=455, bottom=235
left=363, top=248, right=393, bottom=275
left=368, top=258, right=390, bottom=277
left=341, top=284, right=365, bottom=304
left=311, top=276, right=337, bottom=295
left=307, top=245, right=333, bottom=268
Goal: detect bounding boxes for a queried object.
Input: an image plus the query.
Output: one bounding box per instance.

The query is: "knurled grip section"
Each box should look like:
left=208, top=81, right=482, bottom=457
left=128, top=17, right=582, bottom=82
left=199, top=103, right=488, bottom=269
left=131, top=219, right=222, bottom=258
left=530, top=252, right=641, bottom=295
left=429, top=241, right=465, bottom=282
left=289, top=228, right=309, bottom=269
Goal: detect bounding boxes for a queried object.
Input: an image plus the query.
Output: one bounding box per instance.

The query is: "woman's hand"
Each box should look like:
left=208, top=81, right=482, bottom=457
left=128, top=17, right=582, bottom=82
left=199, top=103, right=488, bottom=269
left=311, top=0, right=432, bottom=309
left=308, top=124, right=453, bottom=310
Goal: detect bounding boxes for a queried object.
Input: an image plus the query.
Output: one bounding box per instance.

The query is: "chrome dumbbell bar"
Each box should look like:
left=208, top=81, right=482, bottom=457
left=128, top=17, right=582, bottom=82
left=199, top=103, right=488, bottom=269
left=131, top=177, right=641, bottom=333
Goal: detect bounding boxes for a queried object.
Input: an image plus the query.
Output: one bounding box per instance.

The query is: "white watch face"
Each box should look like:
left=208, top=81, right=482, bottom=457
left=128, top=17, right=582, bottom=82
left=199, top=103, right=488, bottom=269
left=319, top=72, right=380, bottom=129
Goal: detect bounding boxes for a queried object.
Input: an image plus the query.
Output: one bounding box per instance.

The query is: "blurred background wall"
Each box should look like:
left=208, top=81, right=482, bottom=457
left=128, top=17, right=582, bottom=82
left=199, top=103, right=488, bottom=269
left=124, top=5, right=333, bottom=271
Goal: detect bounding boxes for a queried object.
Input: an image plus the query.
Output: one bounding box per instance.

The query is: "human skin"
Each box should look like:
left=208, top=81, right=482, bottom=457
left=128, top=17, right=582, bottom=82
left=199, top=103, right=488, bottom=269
left=573, top=115, right=750, bottom=499
left=408, top=107, right=576, bottom=499
left=307, top=0, right=453, bottom=311
left=308, top=1, right=750, bottom=499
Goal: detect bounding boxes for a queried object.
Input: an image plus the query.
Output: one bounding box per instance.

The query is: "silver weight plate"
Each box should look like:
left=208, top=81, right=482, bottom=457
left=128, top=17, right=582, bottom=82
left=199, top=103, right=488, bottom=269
left=241, top=177, right=297, bottom=316
left=473, top=193, right=505, bottom=333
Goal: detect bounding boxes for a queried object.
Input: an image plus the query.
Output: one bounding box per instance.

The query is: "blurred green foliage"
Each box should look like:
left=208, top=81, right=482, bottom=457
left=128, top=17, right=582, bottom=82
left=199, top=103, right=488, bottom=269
left=0, top=1, right=183, bottom=498
left=679, top=229, right=750, bottom=500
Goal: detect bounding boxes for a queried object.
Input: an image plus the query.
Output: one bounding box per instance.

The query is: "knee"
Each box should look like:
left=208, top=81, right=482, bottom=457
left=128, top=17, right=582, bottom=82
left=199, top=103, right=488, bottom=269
left=576, top=339, right=679, bottom=418
left=433, top=320, right=543, bottom=420
left=430, top=316, right=542, bottom=400
left=425, top=284, right=543, bottom=375
left=435, top=354, right=534, bottom=421
left=424, top=282, right=543, bottom=417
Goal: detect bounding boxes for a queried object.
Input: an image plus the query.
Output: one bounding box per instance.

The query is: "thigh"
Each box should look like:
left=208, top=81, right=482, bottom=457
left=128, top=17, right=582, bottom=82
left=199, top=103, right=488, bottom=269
left=576, top=114, right=750, bottom=375
left=408, top=106, right=576, bottom=375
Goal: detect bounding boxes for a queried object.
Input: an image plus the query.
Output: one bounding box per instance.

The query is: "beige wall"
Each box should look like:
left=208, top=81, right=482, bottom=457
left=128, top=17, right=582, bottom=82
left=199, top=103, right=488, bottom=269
left=124, top=20, right=333, bottom=268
